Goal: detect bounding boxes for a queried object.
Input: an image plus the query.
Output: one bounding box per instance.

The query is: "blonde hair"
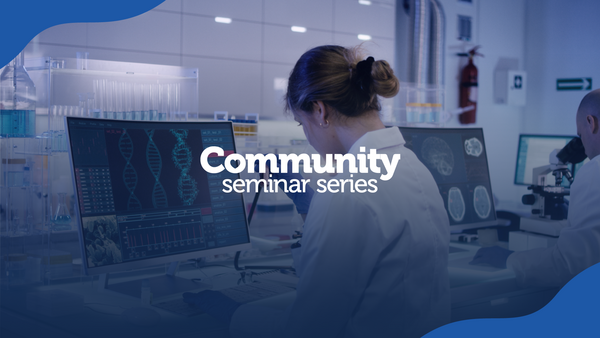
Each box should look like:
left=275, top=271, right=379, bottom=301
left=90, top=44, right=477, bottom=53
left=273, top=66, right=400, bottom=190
left=285, top=45, right=399, bottom=117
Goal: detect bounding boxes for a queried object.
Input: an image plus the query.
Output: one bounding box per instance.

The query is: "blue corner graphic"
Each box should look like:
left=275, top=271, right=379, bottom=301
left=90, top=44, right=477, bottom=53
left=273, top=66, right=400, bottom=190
left=425, top=262, right=600, bottom=337
left=0, top=0, right=165, bottom=68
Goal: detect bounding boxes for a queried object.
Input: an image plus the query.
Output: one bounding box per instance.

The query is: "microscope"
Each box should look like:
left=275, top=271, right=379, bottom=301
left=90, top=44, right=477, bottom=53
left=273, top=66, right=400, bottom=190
left=511, top=138, right=587, bottom=250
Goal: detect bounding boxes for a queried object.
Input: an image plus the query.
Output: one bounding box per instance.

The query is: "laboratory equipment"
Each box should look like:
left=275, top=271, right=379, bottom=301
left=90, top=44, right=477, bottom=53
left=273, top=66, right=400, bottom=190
left=518, top=137, right=587, bottom=239
left=1, top=56, right=200, bottom=292
left=399, top=127, right=498, bottom=231
left=65, top=117, right=252, bottom=297
left=52, top=192, right=72, bottom=231
left=1, top=136, right=51, bottom=236
left=0, top=52, right=36, bottom=137
left=404, top=86, right=444, bottom=126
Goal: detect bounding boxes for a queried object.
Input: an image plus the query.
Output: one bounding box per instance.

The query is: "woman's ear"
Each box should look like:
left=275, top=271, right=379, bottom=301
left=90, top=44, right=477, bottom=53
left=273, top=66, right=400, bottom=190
left=312, top=101, right=330, bottom=127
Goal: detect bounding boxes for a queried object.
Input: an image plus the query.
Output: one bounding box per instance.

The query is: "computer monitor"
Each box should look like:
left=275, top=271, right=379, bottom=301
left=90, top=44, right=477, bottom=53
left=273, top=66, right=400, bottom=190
left=66, top=117, right=252, bottom=279
left=514, top=134, right=577, bottom=186
left=399, top=127, right=497, bottom=231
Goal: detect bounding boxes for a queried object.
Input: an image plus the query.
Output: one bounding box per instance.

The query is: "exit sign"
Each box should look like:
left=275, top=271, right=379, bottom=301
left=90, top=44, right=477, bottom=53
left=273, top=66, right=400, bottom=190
left=557, top=78, right=592, bottom=91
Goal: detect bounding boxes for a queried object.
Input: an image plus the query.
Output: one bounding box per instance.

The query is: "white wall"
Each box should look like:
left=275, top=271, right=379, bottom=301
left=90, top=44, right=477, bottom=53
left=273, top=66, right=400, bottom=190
left=438, top=0, right=527, bottom=203
left=23, top=0, right=395, bottom=122
left=29, top=0, right=581, bottom=205
left=523, top=0, right=600, bottom=136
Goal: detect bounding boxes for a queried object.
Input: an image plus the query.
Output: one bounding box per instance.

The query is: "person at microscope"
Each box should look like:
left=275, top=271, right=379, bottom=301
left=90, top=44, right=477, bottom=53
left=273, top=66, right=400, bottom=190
left=471, top=89, right=600, bottom=288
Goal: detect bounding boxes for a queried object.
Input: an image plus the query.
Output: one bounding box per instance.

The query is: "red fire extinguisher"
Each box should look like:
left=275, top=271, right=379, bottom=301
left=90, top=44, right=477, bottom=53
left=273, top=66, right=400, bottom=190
left=459, top=46, right=483, bottom=124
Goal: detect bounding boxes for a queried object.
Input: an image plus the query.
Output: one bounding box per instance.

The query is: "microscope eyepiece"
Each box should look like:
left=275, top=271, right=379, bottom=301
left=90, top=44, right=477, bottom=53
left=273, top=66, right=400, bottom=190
left=557, top=137, right=587, bottom=164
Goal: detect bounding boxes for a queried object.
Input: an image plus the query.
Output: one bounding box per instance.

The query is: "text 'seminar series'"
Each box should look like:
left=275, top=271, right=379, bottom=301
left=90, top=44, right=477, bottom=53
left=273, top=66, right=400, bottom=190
left=199, top=146, right=402, bottom=194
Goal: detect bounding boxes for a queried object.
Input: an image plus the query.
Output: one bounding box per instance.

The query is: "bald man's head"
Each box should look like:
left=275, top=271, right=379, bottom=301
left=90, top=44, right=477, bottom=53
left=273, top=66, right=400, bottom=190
left=576, top=89, right=600, bottom=159
left=577, top=89, right=600, bottom=120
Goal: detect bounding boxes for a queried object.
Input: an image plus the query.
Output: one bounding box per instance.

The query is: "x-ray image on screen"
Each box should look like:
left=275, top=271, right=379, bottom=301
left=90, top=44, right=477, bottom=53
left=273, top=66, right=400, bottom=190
left=402, top=131, right=468, bottom=184
left=399, top=127, right=497, bottom=231
left=421, top=137, right=455, bottom=176
left=447, top=187, right=465, bottom=222
left=464, top=137, right=483, bottom=157
left=473, top=185, right=491, bottom=219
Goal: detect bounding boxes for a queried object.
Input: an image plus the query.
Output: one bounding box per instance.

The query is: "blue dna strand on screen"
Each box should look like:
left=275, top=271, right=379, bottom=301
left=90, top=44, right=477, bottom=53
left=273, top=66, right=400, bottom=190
left=170, top=129, right=199, bottom=206
left=119, top=129, right=142, bottom=210
left=145, top=129, right=168, bottom=209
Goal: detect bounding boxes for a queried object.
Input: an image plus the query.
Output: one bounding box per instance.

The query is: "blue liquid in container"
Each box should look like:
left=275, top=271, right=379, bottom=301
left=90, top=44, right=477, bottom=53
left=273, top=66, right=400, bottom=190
left=0, top=110, right=36, bottom=137
left=52, top=215, right=72, bottom=231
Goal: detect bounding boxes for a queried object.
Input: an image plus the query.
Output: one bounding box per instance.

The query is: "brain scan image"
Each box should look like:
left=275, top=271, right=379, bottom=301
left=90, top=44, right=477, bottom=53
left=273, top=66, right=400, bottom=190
left=447, top=187, right=465, bottom=222
left=473, top=185, right=491, bottom=219
left=464, top=137, right=483, bottom=157
left=421, top=137, right=454, bottom=176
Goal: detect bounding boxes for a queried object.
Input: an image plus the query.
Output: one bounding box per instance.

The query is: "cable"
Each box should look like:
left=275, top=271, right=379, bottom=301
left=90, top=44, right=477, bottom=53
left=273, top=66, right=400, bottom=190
left=234, top=181, right=263, bottom=271
left=234, top=180, right=295, bottom=272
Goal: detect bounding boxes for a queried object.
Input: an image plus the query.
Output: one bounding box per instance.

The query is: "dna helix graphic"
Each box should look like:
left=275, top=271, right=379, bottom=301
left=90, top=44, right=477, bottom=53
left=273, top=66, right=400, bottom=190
left=170, top=129, right=199, bottom=205
left=119, top=129, right=142, bottom=210
left=145, top=129, right=168, bottom=209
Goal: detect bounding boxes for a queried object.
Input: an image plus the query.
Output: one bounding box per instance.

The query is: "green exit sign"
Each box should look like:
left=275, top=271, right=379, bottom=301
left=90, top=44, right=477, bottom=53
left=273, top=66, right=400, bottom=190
left=557, top=78, right=592, bottom=91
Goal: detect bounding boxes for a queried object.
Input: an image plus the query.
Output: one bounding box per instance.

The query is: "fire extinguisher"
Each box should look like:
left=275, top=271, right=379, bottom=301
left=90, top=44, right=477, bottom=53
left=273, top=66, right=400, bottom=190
left=459, top=46, right=483, bottom=124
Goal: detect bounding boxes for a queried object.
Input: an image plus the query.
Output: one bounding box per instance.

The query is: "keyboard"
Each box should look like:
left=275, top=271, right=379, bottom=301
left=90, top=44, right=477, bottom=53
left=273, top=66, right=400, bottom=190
left=152, top=280, right=295, bottom=317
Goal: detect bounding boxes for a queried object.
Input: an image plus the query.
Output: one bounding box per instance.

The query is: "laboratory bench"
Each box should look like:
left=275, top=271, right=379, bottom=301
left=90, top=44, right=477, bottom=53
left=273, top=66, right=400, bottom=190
left=0, top=205, right=559, bottom=337
left=446, top=241, right=559, bottom=322
left=0, top=241, right=560, bottom=338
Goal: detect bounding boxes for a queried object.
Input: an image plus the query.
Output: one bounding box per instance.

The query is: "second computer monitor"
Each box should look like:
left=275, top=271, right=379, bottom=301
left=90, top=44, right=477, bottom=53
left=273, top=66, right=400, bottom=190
left=514, top=134, right=577, bottom=186
left=399, top=127, right=497, bottom=231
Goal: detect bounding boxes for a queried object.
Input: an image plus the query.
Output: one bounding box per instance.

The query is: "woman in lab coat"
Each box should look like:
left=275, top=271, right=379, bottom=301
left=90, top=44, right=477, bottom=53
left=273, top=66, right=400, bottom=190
left=187, top=45, right=451, bottom=337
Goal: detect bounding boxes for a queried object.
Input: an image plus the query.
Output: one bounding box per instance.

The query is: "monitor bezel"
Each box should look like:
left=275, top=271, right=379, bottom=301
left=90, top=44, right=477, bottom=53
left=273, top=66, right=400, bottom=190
left=398, top=126, right=498, bottom=232
left=65, top=116, right=253, bottom=276
left=513, top=134, right=576, bottom=186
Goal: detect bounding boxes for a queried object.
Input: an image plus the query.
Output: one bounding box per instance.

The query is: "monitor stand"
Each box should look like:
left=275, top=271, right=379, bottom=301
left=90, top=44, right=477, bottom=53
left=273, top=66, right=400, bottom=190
left=98, top=262, right=209, bottom=299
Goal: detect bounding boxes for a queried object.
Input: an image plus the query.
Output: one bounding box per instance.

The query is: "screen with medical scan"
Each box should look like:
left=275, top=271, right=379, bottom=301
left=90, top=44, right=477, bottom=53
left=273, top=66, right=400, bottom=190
left=66, top=117, right=250, bottom=274
left=514, top=134, right=576, bottom=186
left=399, top=127, right=497, bottom=231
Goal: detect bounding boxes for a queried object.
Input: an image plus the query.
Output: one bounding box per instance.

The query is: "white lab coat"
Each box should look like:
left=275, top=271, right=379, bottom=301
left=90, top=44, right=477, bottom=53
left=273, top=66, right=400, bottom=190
left=230, top=127, right=451, bottom=338
left=507, top=154, right=600, bottom=288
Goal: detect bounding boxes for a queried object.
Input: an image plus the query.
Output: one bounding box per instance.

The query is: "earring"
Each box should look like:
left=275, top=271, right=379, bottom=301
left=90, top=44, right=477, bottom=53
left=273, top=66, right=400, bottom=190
left=320, top=119, right=329, bottom=127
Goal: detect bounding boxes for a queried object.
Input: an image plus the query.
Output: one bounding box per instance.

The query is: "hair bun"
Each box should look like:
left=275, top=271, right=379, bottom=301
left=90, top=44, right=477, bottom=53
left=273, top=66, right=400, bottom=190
left=285, top=45, right=399, bottom=118
left=371, top=60, right=400, bottom=98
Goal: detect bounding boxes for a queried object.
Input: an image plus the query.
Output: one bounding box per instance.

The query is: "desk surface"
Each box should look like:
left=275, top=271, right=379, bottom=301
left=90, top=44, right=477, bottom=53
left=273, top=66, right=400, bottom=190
left=1, top=244, right=556, bottom=338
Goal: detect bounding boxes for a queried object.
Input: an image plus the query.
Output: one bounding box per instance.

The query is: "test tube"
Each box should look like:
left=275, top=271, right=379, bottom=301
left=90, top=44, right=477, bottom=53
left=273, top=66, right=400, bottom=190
left=104, top=80, right=115, bottom=119
left=133, top=83, right=142, bottom=120
left=92, top=80, right=103, bottom=118
left=123, top=82, right=133, bottom=120
left=158, top=84, right=168, bottom=121
left=78, top=93, right=88, bottom=117
left=141, top=84, right=150, bottom=121
left=169, top=83, right=185, bottom=121
left=149, top=84, right=159, bottom=121
left=115, top=82, right=124, bottom=120
left=88, top=92, right=103, bottom=119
